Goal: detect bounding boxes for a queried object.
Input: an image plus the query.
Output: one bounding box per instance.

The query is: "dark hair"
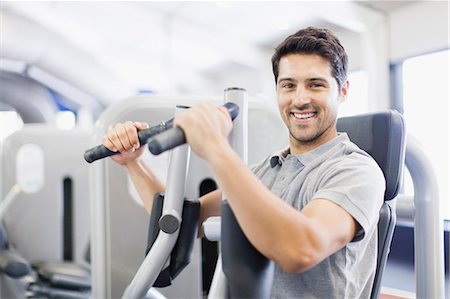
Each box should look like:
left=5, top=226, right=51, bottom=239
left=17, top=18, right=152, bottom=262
left=271, top=27, right=348, bottom=88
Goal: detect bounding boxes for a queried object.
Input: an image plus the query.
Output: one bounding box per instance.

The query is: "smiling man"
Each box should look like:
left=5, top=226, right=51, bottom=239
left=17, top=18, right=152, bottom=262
left=275, top=53, right=346, bottom=154
left=104, top=27, right=385, bottom=298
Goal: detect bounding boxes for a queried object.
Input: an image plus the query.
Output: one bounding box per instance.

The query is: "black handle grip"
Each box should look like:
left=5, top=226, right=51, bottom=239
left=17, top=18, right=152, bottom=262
left=148, top=102, right=239, bottom=155
left=84, top=118, right=174, bottom=163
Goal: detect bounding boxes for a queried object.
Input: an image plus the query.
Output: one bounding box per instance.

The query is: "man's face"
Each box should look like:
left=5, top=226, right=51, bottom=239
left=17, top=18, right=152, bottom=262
left=276, top=53, right=347, bottom=153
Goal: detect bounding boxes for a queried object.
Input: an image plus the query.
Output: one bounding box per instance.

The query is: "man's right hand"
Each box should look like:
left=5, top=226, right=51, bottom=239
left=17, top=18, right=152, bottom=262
left=102, top=121, right=149, bottom=165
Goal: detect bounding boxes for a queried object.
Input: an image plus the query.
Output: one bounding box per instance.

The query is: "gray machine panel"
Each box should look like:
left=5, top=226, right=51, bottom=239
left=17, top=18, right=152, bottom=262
left=0, top=125, right=91, bottom=264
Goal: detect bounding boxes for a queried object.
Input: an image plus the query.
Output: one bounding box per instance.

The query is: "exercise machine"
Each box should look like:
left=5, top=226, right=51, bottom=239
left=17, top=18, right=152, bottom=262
left=0, top=126, right=92, bottom=298
left=87, top=87, right=445, bottom=298
left=86, top=87, right=277, bottom=298
left=88, top=90, right=287, bottom=298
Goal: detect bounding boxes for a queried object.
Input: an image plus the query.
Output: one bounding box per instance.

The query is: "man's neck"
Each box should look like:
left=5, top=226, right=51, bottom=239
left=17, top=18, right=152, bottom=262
left=290, top=130, right=338, bottom=155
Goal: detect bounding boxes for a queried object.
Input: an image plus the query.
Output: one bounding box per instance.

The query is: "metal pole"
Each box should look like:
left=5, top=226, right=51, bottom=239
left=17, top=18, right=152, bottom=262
left=208, top=87, right=249, bottom=299
left=224, top=87, right=248, bottom=164
left=122, top=107, right=190, bottom=299
left=90, top=159, right=108, bottom=298
left=405, top=135, right=445, bottom=298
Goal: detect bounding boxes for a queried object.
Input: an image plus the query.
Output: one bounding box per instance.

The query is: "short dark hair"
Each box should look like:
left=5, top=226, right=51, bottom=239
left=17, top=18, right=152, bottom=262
left=271, top=27, right=348, bottom=88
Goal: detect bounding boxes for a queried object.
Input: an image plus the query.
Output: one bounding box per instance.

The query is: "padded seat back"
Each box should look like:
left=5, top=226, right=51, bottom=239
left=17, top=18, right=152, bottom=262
left=337, top=110, right=406, bottom=299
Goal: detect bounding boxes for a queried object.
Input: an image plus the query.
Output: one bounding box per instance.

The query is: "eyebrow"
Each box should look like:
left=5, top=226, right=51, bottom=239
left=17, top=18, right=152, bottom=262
left=308, top=77, right=328, bottom=83
left=277, top=77, right=295, bottom=84
left=277, top=77, right=329, bottom=85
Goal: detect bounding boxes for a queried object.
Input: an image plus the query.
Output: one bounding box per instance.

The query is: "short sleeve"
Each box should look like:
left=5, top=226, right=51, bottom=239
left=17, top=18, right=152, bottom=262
left=312, top=153, right=385, bottom=242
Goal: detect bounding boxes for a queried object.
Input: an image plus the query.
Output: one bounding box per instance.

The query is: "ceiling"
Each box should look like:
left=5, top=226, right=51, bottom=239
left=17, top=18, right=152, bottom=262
left=357, top=1, right=418, bottom=13
left=1, top=1, right=419, bottom=102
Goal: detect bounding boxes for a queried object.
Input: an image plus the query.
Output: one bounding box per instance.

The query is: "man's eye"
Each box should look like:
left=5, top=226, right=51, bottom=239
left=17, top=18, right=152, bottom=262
left=310, top=82, right=325, bottom=88
left=282, top=83, right=294, bottom=89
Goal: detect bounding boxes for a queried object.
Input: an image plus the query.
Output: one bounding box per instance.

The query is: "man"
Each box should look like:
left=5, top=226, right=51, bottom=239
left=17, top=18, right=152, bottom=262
left=103, top=27, right=385, bottom=298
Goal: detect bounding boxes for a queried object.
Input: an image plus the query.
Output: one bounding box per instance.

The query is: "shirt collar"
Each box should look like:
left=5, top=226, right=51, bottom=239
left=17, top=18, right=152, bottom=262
left=270, top=148, right=290, bottom=167
left=269, top=133, right=349, bottom=168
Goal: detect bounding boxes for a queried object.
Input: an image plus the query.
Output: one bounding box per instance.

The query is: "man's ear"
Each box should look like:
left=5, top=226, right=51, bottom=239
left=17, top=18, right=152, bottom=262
left=339, top=80, right=349, bottom=103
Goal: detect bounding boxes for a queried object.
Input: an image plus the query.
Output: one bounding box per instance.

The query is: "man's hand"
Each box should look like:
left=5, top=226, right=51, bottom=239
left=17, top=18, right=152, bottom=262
left=102, top=121, right=149, bottom=165
left=174, top=102, right=233, bottom=161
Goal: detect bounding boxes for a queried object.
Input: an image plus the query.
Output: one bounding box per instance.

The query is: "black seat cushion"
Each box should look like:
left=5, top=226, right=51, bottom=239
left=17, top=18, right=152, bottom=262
left=32, top=261, right=91, bottom=290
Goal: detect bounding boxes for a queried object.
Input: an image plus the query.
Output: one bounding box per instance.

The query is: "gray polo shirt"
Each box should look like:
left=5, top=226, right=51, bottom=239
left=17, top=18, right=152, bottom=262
left=251, top=133, right=385, bottom=299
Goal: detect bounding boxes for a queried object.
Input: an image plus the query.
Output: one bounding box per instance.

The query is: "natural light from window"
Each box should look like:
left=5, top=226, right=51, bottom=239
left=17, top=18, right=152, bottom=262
left=402, top=49, right=449, bottom=220
left=338, top=70, right=369, bottom=117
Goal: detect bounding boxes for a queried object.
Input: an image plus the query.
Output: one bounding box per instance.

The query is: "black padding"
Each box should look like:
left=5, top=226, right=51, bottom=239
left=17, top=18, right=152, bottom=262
left=169, top=199, right=200, bottom=279
left=0, top=249, right=32, bottom=278
left=153, top=267, right=171, bottom=288
left=0, top=224, right=32, bottom=278
left=337, top=110, right=406, bottom=299
left=146, top=193, right=165, bottom=256
left=371, top=202, right=396, bottom=299
left=222, top=200, right=274, bottom=299
left=31, top=261, right=91, bottom=290
left=146, top=194, right=200, bottom=287
left=27, top=282, right=91, bottom=299
left=0, top=224, right=7, bottom=249
left=337, top=110, right=406, bottom=201
left=146, top=193, right=170, bottom=287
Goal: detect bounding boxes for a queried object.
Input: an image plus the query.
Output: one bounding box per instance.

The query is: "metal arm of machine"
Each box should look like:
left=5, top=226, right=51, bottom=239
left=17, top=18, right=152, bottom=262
left=405, top=135, right=445, bottom=298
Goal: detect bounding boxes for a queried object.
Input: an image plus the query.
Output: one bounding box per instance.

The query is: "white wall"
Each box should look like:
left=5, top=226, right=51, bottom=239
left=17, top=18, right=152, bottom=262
left=389, top=1, right=449, bottom=63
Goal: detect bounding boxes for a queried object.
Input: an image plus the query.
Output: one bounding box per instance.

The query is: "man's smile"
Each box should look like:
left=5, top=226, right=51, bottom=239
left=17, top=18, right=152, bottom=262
left=290, top=111, right=317, bottom=124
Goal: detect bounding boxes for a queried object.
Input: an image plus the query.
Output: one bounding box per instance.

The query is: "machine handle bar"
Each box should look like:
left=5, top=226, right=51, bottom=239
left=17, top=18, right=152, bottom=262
left=84, top=118, right=174, bottom=163
left=148, top=102, right=239, bottom=155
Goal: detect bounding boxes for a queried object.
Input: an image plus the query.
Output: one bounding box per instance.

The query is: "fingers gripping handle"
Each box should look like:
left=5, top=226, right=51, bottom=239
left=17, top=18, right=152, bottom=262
left=148, top=102, right=239, bottom=155
left=84, top=119, right=174, bottom=163
left=84, top=102, right=239, bottom=162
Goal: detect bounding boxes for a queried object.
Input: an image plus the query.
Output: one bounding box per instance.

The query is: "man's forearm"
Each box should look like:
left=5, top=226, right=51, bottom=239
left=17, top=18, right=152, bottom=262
left=198, top=189, right=222, bottom=237
left=205, top=145, right=324, bottom=271
left=205, top=144, right=358, bottom=273
left=124, top=159, right=165, bottom=213
left=123, top=158, right=222, bottom=238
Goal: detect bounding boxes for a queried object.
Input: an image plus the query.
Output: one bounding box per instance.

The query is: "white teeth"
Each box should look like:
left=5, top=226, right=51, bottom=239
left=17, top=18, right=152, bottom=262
left=293, top=112, right=315, bottom=119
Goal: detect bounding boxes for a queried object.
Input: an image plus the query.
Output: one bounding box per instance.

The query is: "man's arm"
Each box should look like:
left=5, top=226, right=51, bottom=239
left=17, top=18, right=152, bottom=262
left=174, top=102, right=358, bottom=274
left=123, top=159, right=165, bottom=213
left=103, top=121, right=164, bottom=213
left=208, top=146, right=357, bottom=273
left=197, top=189, right=222, bottom=237
left=103, top=121, right=222, bottom=222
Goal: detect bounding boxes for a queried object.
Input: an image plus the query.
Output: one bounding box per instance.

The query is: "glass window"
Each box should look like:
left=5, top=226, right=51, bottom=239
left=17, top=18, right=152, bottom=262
left=402, top=49, right=449, bottom=220
left=339, top=70, right=369, bottom=117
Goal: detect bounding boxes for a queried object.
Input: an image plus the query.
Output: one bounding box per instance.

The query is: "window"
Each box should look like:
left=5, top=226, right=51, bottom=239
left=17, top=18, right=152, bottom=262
left=338, top=70, right=369, bottom=117
left=402, top=49, right=449, bottom=220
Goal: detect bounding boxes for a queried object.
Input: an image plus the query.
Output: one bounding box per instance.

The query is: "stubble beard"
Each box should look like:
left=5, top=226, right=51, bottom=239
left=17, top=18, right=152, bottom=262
left=288, top=116, right=336, bottom=149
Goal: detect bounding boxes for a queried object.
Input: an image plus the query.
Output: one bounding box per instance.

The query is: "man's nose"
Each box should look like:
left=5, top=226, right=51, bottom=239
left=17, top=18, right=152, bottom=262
left=292, top=87, right=311, bottom=106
